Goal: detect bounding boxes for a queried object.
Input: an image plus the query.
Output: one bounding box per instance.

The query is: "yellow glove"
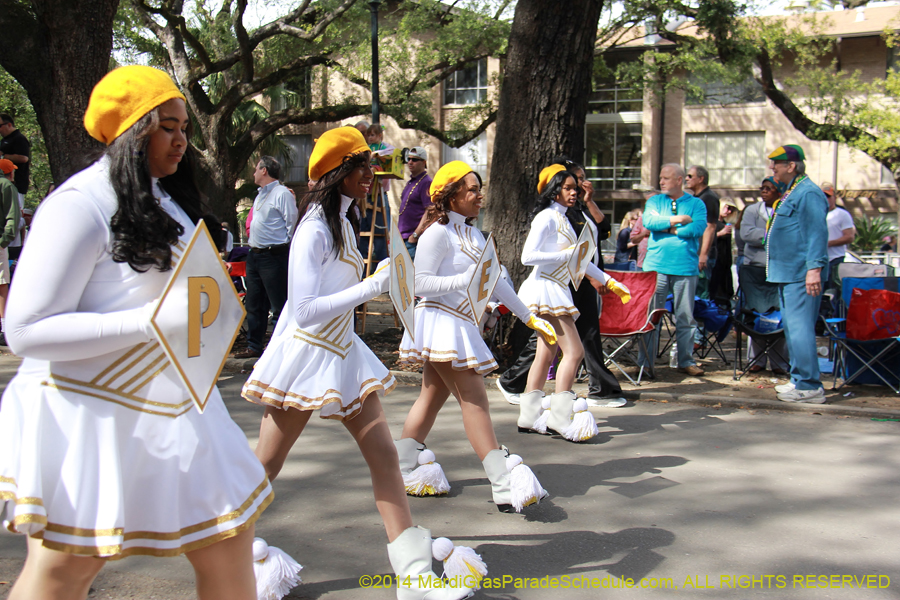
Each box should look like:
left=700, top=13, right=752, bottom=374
left=607, top=278, right=631, bottom=304
left=527, top=314, right=557, bottom=345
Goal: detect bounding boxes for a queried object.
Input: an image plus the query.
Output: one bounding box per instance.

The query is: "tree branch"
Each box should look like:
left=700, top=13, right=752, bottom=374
left=233, top=0, right=253, bottom=82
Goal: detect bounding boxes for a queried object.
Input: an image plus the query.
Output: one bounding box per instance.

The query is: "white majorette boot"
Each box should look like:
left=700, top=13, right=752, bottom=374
left=516, top=390, right=545, bottom=434
left=395, top=438, right=424, bottom=476
left=562, top=397, right=599, bottom=442
left=482, top=447, right=548, bottom=513
left=547, top=391, right=577, bottom=436
left=252, top=538, right=303, bottom=600
left=532, top=396, right=551, bottom=434
left=396, top=439, right=450, bottom=496
left=387, top=526, right=475, bottom=600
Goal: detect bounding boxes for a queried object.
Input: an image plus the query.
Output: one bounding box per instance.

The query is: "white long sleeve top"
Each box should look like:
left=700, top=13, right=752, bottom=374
left=521, top=203, right=606, bottom=287
left=5, top=158, right=197, bottom=415
left=414, top=211, right=531, bottom=322
left=277, top=195, right=384, bottom=353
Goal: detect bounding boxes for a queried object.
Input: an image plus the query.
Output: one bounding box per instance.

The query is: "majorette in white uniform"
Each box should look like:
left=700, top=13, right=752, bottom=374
left=396, top=161, right=552, bottom=512
left=398, top=211, right=533, bottom=374
left=517, top=202, right=609, bottom=320
left=242, top=196, right=395, bottom=417
left=0, top=158, right=272, bottom=558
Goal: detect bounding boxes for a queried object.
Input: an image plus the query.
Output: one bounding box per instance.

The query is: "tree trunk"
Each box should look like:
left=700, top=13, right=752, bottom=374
left=0, top=0, right=119, bottom=183
left=485, top=0, right=604, bottom=351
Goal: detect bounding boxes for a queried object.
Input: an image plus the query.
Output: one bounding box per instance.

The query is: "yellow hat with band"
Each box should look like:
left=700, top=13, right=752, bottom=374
left=429, top=161, right=473, bottom=201
left=537, top=164, right=567, bottom=193
left=84, top=66, right=186, bottom=145
left=308, top=127, right=370, bottom=181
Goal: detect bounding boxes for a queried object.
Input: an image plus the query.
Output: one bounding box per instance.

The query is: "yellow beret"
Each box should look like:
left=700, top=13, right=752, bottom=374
left=308, top=127, right=370, bottom=181
left=429, top=161, right=474, bottom=201
left=537, top=164, right=568, bottom=194
left=84, top=66, right=186, bottom=145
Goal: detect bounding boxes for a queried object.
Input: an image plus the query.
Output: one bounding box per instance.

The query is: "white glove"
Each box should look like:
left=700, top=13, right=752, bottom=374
left=452, top=263, right=478, bottom=290
left=365, top=258, right=391, bottom=295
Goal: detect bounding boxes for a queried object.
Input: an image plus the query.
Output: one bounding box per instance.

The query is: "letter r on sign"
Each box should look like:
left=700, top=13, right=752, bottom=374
left=188, top=276, right=221, bottom=358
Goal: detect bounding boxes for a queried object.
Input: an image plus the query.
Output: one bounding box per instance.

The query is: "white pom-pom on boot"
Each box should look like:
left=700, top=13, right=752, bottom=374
left=432, top=537, right=488, bottom=589
left=562, top=398, right=599, bottom=442
left=532, top=396, right=551, bottom=434
left=252, top=537, right=303, bottom=600
left=516, top=390, right=544, bottom=433
left=506, top=454, right=549, bottom=511
left=387, top=526, right=475, bottom=600
left=547, top=390, right=576, bottom=436
left=404, top=449, right=450, bottom=496
left=395, top=438, right=425, bottom=476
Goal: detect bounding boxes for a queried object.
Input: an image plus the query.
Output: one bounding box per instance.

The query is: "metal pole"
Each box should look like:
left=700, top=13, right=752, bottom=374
left=369, top=0, right=381, bottom=124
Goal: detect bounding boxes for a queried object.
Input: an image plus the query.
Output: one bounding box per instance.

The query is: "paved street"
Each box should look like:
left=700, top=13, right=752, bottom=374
left=1, top=355, right=899, bottom=599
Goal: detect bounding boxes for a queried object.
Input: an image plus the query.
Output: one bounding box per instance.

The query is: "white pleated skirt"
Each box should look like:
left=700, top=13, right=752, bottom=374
left=242, top=332, right=395, bottom=422
left=0, top=362, right=272, bottom=559
left=517, top=277, right=580, bottom=320
left=399, top=302, right=498, bottom=374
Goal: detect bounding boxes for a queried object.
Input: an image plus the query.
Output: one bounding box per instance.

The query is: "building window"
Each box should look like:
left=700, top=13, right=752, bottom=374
left=443, top=59, right=488, bottom=106
left=685, top=75, right=765, bottom=106
left=443, top=132, right=488, bottom=176
left=685, top=132, right=767, bottom=187
left=271, top=70, right=312, bottom=112
left=584, top=122, right=642, bottom=191
left=280, top=134, right=313, bottom=184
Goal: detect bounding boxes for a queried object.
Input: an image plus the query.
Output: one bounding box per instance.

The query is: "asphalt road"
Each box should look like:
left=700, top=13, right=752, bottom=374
left=1, top=356, right=899, bottom=599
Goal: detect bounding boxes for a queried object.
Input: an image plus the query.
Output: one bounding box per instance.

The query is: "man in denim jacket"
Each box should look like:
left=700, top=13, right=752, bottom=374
left=766, top=144, right=828, bottom=404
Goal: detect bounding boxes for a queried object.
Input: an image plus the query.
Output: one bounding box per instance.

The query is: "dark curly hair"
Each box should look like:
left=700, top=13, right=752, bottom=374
left=423, top=170, right=482, bottom=230
left=532, top=169, right=578, bottom=219
left=295, top=152, right=368, bottom=255
left=107, top=110, right=204, bottom=272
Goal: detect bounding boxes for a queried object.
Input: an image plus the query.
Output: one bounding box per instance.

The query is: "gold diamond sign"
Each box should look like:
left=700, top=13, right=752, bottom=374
left=566, top=221, right=597, bottom=291
left=465, top=233, right=501, bottom=327
left=389, top=219, right=415, bottom=341
left=150, top=220, right=246, bottom=413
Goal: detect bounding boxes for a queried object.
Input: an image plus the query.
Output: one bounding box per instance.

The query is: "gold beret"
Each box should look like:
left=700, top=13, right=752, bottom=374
left=84, top=66, right=186, bottom=145
left=308, top=127, right=370, bottom=181
left=537, top=164, right=568, bottom=194
left=429, top=161, right=474, bottom=201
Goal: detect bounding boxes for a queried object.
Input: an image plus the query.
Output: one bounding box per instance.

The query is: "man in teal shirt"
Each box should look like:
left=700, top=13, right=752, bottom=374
left=639, top=164, right=708, bottom=376
left=766, top=144, right=828, bottom=404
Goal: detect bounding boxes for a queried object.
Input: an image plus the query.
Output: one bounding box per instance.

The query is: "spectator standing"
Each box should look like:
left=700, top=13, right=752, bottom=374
left=630, top=192, right=656, bottom=270
left=234, top=156, right=298, bottom=359
left=0, top=159, right=20, bottom=346
left=397, top=147, right=432, bottom=259
left=820, top=182, right=855, bottom=290
left=685, top=165, right=720, bottom=299
left=0, top=114, right=30, bottom=206
left=709, top=200, right=737, bottom=306
left=359, top=123, right=392, bottom=262
left=767, top=145, right=829, bottom=403
left=739, top=176, right=789, bottom=373
left=639, top=164, right=708, bottom=377
left=615, top=210, right=638, bottom=264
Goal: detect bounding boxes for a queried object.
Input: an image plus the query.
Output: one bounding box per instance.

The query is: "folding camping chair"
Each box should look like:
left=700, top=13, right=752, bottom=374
left=599, top=270, right=667, bottom=385
left=732, top=265, right=788, bottom=380
left=822, top=276, right=900, bottom=394
left=657, top=297, right=733, bottom=365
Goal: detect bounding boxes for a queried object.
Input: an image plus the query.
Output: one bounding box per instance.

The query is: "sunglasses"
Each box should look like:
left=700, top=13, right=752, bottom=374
left=671, top=199, right=678, bottom=214
left=407, top=158, right=423, bottom=163
left=685, top=174, right=694, bottom=179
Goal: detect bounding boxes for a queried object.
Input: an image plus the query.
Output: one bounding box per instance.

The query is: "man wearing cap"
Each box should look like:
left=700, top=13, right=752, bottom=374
left=398, top=146, right=432, bottom=259
left=639, top=163, right=708, bottom=377
left=767, top=144, right=829, bottom=404
left=0, top=159, right=20, bottom=346
left=0, top=114, right=30, bottom=206
left=821, top=182, right=855, bottom=291
left=234, top=155, right=298, bottom=359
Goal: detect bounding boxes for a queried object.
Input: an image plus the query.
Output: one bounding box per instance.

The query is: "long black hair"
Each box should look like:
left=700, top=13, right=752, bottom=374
left=532, top=169, right=578, bottom=218
left=295, top=151, right=368, bottom=255
left=107, top=109, right=204, bottom=272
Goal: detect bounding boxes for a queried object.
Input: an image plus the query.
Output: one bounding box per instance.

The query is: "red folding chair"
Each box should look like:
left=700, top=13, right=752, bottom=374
left=598, top=270, right=666, bottom=385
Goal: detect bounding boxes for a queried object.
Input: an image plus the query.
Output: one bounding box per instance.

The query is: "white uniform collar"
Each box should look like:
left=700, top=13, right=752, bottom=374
left=150, top=177, right=171, bottom=201
left=340, top=194, right=354, bottom=213
left=447, top=211, right=467, bottom=224
left=551, top=202, right=568, bottom=214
